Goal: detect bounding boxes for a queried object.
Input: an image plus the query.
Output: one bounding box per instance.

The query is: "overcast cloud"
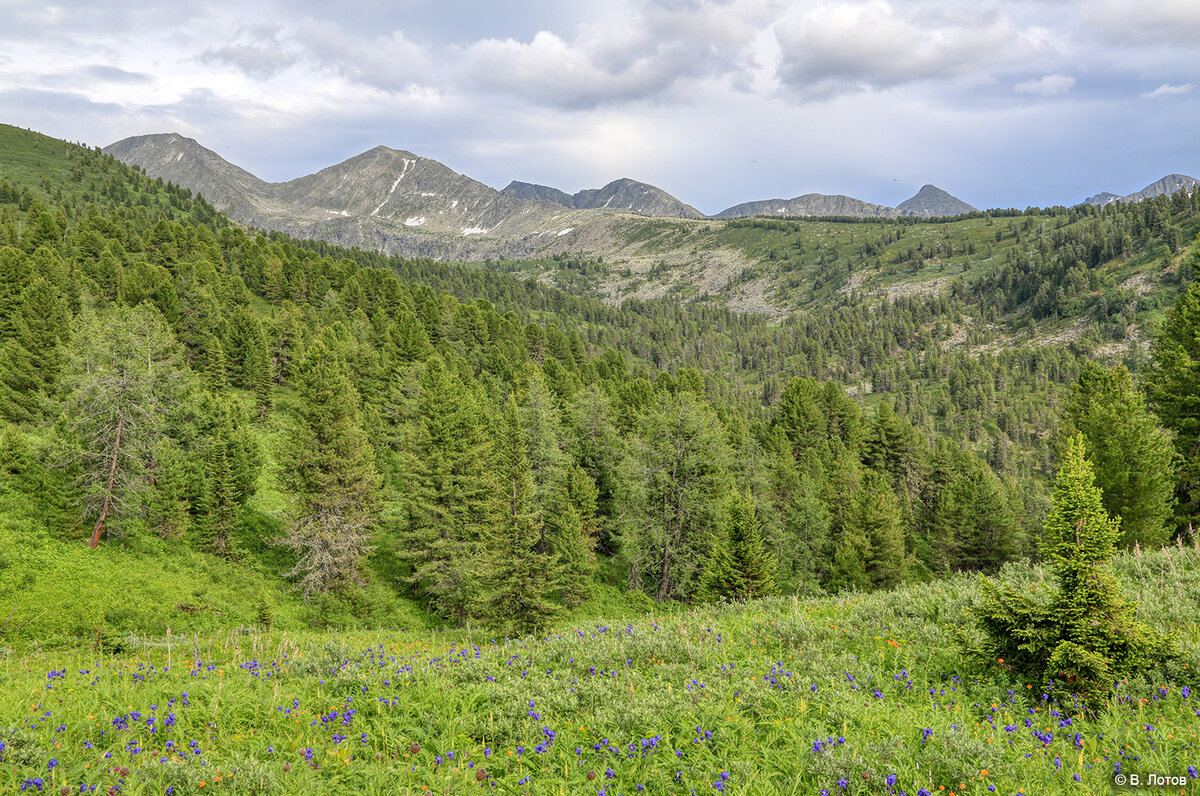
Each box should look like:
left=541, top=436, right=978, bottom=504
left=1, top=0, right=1197, bottom=212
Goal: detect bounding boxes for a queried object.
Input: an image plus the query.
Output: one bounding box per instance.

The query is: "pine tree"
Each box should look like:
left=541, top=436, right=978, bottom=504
left=278, top=339, right=381, bottom=597
left=479, top=396, right=559, bottom=633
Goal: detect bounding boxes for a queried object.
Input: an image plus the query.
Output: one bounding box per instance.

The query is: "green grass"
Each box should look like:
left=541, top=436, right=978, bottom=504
left=1, top=547, right=1197, bottom=794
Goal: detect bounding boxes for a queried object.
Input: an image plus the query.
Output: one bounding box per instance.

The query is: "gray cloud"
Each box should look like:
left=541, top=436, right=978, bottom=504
left=1090, top=0, right=1200, bottom=47
left=83, top=65, right=154, bottom=83
left=454, top=0, right=765, bottom=107
left=199, top=24, right=298, bottom=78
left=1, top=0, right=1199, bottom=213
left=773, top=2, right=1022, bottom=99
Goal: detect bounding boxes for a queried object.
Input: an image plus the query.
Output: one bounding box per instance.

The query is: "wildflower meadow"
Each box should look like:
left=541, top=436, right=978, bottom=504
left=1, top=549, right=1198, bottom=795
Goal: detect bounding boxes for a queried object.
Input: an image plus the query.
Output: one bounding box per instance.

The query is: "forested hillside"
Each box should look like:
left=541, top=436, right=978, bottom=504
left=1, top=124, right=1198, bottom=640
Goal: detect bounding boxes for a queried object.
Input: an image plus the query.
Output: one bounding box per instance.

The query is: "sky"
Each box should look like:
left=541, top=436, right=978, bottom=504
left=1, top=0, right=1198, bottom=215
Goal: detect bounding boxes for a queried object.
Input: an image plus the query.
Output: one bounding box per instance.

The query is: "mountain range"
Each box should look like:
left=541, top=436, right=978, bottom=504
left=1083, top=174, right=1200, bottom=207
left=103, top=132, right=1195, bottom=267
left=105, top=133, right=981, bottom=260
left=501, top=178, right=706, bottom=219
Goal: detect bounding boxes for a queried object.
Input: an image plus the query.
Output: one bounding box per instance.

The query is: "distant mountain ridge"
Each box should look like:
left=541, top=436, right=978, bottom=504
left=715, top=183, right=976, bottom=220
left=501, top=178, right=704, bottom=219
left=103, top=131, right=1195, bottom=267
left=1084, top=174, right=1199, bottom=207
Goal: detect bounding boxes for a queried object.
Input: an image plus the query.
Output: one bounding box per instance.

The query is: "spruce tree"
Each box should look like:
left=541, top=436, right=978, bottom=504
left=766, top=429, right=831, bottom=594
left=1063, top=362, right=1174, bottom=547
left=278, top=339, right=381, bottom=597
left=697, top=491, right=777, bottom=601
left=853, top=470, right=906, bottom=590
left=479, top=396, right=559, bottom=633
left=144, top=437, right=190, bottom=539
left=0, top=277, right=70, bottom=422
left=696, top=533, right=737, bottom=602
left=1144, top=279, right=1200, bottom=535
left=567, top=386, right=624, bottom=554
left=966, top=436, right=1173, bottom=698
left=399, top=356, right=499, bottom=622
left=725, top=490, right=777, bottom=599
left=623, top=392, right=731, bottom=600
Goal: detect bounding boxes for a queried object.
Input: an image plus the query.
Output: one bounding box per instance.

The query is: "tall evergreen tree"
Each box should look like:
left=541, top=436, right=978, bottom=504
left=278, top=339, right=381, bottom=597
left=1062, top=362, right=1174, bottom=547
left=765, top=430, right=831, bottom=594
left=721, top=490, right=777, bottom=600
left=0, top=277, right=71, bottom=422
left=143, top=437, right=190, bottom=539
left=399, top=356, right=499, bottom=622
left=59, top=304, right=187, bottom=546
left=567, top=386, right=624, bottom=554
left=853, top=470, right=907, bottom=590
left=1144, top=278, right=1200, bottom=535
left=623, top=392, right=731, bottom=600
left=479, top=396, right=559, bottom=633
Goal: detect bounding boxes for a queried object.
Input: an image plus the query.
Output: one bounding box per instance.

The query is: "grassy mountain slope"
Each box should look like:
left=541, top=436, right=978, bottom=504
left=1, top=122, right=1197, bottom=646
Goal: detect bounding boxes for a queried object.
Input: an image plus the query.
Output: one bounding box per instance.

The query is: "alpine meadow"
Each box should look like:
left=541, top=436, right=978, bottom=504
left=0, top=115, right=1199, bottom=796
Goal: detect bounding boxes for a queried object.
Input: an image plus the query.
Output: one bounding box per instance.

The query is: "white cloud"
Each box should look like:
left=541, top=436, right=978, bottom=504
left=453, top=0, right=769, bottom=107
left=1014, top=74, right=1076, bottom=96
left=2, top=0, right=1200, bottom=212
left=773, top=1, right=1021, bottom=99
left=1143, top=82, right=1193, bottom=99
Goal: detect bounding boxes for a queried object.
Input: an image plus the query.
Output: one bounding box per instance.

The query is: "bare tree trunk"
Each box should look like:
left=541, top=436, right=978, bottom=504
left=89, top=415, right=123, bottom=548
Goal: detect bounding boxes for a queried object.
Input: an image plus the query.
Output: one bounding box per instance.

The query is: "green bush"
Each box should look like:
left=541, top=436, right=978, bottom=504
left=961, top=436, right=1175, bottom=702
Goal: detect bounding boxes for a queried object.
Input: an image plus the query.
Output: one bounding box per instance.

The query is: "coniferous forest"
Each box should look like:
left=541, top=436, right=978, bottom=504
left=1, top=124, right=1199, bottom=795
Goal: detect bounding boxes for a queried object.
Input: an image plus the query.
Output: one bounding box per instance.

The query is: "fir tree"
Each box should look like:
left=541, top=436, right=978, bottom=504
left=143, top=437, right=190, bottom=539
left=766, top=430, right=831, bottom=594
left=697, top=491, right=777, bottom=601
left=965, top=436, right=1174, bottom=698
left=1144, top=279, right=1200, bottom=535
left=278, top=339, right=381, bottom=597
left=399, top=356, right=499, bottom=622
left=696, top=533, right=737, bottom=602
left=725, top=490, right=777, bottom=599
left=0, top=278, right=70, bottom=422
left=479, top=396, right=559, bottom=633
left=1063, top=362, right=1174, bottom=547
left=852, top=470, right=907, bottom=590
left=623, top=392, right=731, bottom=600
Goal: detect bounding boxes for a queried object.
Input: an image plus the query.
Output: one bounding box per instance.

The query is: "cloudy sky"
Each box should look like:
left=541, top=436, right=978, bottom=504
left=1, top=0, right=1198, bottom=214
